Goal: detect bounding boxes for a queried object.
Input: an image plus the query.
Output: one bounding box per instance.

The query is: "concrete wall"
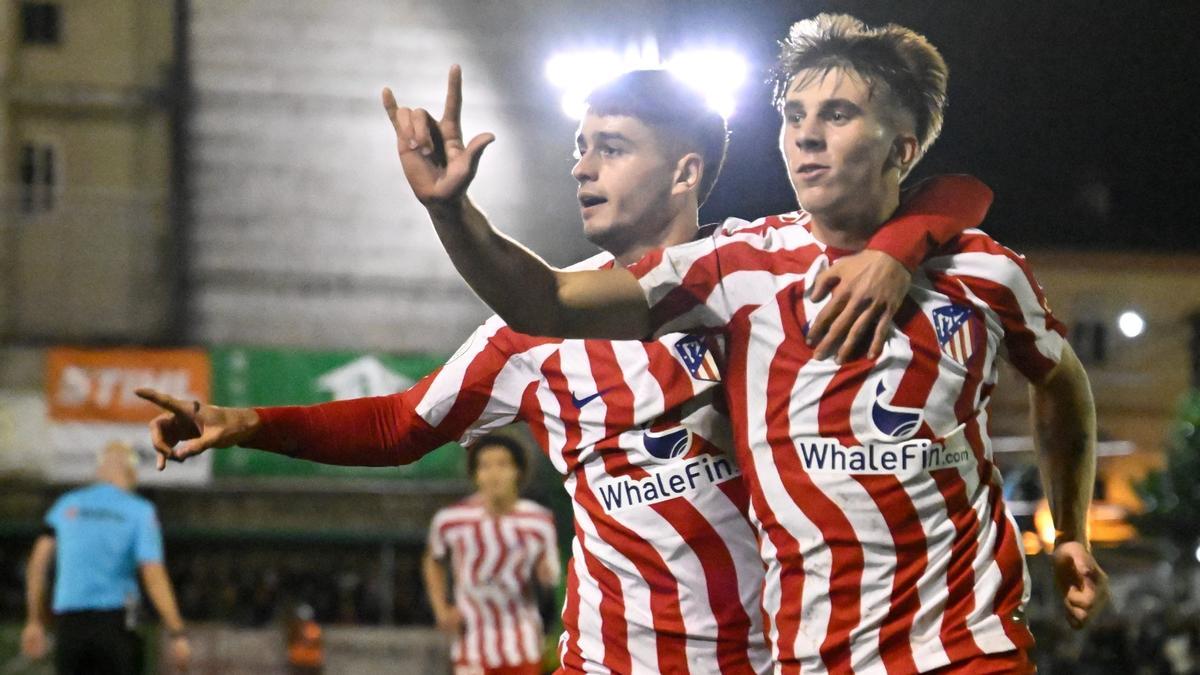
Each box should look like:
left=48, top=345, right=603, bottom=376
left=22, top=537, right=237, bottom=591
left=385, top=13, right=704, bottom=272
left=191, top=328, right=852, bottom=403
left=186, top=0, right=670, bottom=353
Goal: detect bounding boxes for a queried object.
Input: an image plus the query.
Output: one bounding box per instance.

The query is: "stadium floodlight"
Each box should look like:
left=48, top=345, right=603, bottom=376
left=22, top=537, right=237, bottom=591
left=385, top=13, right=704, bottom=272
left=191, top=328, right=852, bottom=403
left=1117, top=310, right=1145, bottom=338
left=545, top=45, right=748, bottom=120
left=665, top=49, right=748, bottom=119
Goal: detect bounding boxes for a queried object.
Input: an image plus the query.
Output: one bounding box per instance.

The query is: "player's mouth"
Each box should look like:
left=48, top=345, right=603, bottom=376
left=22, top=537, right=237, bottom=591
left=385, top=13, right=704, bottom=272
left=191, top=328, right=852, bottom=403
left=579, top=193, right=607, bottom=215
left=796, top=163, right=830, bottom=181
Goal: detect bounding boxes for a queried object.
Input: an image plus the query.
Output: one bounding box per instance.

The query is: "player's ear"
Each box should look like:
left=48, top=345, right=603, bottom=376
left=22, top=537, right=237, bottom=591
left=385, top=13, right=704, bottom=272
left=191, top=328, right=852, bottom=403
left=887, top=133, right=919, bottom=174
left=673, top=152, right=704, bottom=198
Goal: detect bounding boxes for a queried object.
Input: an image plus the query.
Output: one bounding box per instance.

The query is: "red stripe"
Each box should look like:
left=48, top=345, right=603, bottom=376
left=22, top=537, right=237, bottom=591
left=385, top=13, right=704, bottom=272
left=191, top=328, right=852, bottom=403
left=559, top=558, right=586, bottom=672
left=484, top=597, right=505, bottom=666
left=507, top=597, right=533, bottom=664
left=540, top=352, right=630, bottom=671
left=762, top=291, right=868, bottom=671
left=854, top=474, right=924, bottom=673
left=469, top=521, right=487, bottom=586
left=651, top=495, right=757, bottom=675
left=575, top=471, right=685, bottom=673
left=931, top=469, right=986, bottom=664
left=989, top=493, right=1036, bottom=650
left=487, top=518, right=509, bottom=585
left=463, top=594, right=487, bottom=667
left=585, top=341, right=689, bottom=673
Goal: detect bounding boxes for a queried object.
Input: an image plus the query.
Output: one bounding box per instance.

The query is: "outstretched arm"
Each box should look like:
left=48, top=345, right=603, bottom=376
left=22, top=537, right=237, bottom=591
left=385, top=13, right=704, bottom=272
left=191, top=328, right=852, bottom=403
left=383, top=66, right=648, bottom=339
left=136, top=388, right=446, bottom=469
left=1029, top=342, right=1108, bottom=628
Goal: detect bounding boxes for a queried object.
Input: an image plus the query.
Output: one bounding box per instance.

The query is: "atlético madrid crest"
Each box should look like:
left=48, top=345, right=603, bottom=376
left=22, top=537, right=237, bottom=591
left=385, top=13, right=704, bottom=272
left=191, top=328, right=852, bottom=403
left=674, top=335, right=721, bottom=382
left=932, top=305, right=975, bottom=364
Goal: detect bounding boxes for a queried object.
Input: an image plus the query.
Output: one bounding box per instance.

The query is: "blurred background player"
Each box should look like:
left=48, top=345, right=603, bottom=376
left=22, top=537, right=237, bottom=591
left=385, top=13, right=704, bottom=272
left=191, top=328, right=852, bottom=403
left=423, top=434, right=559, bottom=675
left=21, top=441, right=191, bottom=674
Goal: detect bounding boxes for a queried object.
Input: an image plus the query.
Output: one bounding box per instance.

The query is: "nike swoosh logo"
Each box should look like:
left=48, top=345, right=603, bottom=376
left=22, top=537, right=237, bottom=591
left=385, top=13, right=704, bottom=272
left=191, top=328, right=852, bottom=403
left=571, top=388, right=611, bottom=409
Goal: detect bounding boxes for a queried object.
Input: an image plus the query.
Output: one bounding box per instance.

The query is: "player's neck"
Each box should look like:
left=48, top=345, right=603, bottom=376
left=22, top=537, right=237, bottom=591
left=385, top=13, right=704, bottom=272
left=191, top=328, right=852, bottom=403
left=97, top=474, right=134, bottom=492
left=808, top=191, right=900, bottom=250
left=611, top=208, right=700, bottom=267
left=482, top=492, right=518, bottom=515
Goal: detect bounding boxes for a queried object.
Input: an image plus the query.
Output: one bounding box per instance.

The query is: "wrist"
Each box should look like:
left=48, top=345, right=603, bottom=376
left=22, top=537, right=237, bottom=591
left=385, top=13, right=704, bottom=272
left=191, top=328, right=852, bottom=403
left=168, top=626, right=187, bottom=638
left=426, top=196, right=469, bottom=219
left=230, top=407, right=262, bottom=447
left=1054, top=531, right=1090, bottom=551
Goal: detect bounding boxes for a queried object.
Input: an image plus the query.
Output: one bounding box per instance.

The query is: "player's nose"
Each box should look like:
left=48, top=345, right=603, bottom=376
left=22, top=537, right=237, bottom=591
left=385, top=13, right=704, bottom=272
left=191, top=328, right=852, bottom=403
left=571, top=152, right=598, bottom=184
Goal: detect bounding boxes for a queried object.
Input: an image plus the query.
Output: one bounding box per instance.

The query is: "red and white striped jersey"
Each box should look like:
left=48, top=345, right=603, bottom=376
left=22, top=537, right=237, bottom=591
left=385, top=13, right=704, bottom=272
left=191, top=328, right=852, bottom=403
left=429, top=496, right=559, bottom=669
left=407, top=253, right=770, bottom=675
left=629, top=213, right=1066, bottom=673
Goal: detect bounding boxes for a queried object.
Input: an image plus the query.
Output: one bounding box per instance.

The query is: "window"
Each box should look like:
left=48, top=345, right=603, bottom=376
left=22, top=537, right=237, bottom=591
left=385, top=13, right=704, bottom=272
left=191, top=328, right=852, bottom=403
left=19, top=143, right=58, bottom=214
left=1070, top=320, right=1109, bottom=365
left=20, top=2, right=60, bottom=45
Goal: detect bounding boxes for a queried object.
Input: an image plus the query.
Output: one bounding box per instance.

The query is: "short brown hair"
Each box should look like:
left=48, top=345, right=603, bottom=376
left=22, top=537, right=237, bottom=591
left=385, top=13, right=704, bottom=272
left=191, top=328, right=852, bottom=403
left=772, top=13, right=948, bottom=161
left=586, top=70, right=729, bottom=205
left=467, top=434, right=529, bottom=482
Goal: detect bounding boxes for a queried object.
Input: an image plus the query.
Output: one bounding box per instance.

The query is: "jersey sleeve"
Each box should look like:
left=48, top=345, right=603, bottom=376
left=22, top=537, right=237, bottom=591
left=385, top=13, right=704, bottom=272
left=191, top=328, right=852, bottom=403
left=134, top=503, right=165, bottom=564
left=867, top=174, right=994, bottom=270
left=249, top=317, right=540, bottom=464
left=927, top=235, right=1068, bottom=382
left=43, top=498, right=64, bottom=534
left=626, top=220, right=775, bottom=338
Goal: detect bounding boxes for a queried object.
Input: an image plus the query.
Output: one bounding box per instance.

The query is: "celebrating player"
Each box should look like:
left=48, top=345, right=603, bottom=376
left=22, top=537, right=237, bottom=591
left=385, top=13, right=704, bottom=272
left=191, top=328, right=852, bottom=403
left=140, top=63, right=989, bottom=674
left=387, top=14, right=1108, bottom=674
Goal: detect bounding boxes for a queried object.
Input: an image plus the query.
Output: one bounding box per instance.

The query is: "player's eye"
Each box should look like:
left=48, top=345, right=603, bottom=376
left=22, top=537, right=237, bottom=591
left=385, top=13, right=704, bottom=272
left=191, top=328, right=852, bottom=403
left=598, top=146, right=621, bottom=158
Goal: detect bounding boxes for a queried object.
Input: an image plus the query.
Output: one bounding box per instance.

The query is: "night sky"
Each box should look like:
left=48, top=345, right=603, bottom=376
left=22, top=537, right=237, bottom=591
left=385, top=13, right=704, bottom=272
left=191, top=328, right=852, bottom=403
left=645, top=2, right=1200, bottom=252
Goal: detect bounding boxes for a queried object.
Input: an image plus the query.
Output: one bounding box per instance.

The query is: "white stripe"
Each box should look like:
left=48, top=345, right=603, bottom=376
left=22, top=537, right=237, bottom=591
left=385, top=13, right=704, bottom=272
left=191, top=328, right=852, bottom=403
left=744, top=298, right=831, bottom=673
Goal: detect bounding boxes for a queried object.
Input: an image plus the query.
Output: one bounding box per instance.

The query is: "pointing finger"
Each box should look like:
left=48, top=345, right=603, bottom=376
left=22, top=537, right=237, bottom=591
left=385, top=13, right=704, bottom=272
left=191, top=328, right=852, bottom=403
left=442, top=64, right=464, bottom=140
left=135, top=388, right=191, bottom=417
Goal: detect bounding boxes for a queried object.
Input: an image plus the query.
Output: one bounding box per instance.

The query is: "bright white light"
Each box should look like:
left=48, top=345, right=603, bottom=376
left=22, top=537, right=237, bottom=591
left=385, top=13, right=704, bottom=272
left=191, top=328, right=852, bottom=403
left=666, top=49, right=748, bottom=119
left=545, top=45, right=748, bottom=119
left=1194, top=542, right=1200, bottom=564
left=1117, top=310, right=1146, bottom=338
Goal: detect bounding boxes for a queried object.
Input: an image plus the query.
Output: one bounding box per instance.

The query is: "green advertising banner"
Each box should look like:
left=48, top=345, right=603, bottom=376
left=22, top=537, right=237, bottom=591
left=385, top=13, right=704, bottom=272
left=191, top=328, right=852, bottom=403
left=210, top=347, right=464, bottom=480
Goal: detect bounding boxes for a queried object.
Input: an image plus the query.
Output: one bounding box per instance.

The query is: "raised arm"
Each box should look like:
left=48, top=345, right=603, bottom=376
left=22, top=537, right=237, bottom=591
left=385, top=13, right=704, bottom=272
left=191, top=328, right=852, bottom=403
left=383, top=66, right=648, bottom=339
left=1029, top=342, right=1108, bottom=628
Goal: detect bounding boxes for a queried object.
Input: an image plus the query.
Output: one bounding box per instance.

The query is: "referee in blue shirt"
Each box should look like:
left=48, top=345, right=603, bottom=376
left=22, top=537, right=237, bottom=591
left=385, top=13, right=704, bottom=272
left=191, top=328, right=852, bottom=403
left=21, top=441, right=191, bottom=674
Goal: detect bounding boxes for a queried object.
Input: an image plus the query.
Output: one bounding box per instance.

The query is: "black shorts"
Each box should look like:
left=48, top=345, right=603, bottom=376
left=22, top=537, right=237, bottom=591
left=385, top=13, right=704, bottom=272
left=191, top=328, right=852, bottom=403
left=53, top=610, right=143, bottom=675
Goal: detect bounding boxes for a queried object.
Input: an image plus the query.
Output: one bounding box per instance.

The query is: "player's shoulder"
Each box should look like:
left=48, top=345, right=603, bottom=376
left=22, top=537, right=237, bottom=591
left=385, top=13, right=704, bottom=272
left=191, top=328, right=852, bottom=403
left=563, top=250, right=616, bottom=272
left=930, top=228, right=1034, bottom=270
left=926, top=229, right=1048, bottom=295
left=514, top=499, right=553, bottom=518
left=433, top=495, right=485, bottom=522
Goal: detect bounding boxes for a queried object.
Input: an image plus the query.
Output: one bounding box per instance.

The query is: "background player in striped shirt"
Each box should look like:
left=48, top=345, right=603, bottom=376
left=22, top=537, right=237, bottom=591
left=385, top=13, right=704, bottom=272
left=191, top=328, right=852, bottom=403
left=139, top=69, right=988, bottom=672
left=392, top=14, right=1110, bottom=674
left=423, top=434, right=560, bottom=675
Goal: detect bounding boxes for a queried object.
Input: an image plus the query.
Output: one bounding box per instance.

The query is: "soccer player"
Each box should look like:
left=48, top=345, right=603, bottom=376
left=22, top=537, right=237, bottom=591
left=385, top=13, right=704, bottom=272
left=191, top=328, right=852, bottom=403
left=22, top=441, right=191, bottom=674
left=385, top=15, right=1108, bottom=674
left=423, top=434, right=560, bottom=675
left=139, top=70, right=988, bottom=673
